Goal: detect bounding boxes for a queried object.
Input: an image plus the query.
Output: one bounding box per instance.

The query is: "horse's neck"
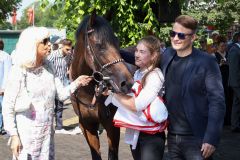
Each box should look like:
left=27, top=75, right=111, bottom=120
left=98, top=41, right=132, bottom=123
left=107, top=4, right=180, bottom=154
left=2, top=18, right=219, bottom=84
left=72, top=58, right=96, bottom=95
left=71, top=56, right=90, bottom=78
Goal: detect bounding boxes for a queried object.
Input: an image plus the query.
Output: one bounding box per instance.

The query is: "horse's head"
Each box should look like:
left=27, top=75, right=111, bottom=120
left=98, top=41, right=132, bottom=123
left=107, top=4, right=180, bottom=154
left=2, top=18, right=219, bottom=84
left=74, top=12, right=133, bottom=93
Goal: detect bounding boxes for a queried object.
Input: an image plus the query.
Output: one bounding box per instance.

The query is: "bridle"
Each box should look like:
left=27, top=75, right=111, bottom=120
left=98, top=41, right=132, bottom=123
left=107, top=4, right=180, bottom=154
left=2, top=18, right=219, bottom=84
left=86, top=29, right=124, bottom=76
left=72, top=27, right=124, bottom=110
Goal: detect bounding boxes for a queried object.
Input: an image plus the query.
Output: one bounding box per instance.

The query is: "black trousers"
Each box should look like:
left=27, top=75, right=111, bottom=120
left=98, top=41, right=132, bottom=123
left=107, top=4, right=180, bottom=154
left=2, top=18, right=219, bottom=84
left=54, top=99, right=64, bottom=130
left=168, top=133, right=213, bottom=160
left=231, top=87, right=240, bottom=130
left=131, top=132, right=166, bottom=160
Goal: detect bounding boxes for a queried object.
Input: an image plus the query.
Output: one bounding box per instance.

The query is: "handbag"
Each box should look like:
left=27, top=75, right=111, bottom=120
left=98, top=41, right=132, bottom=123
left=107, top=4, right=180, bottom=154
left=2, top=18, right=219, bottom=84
left=14, top=69, right=32, bottom=113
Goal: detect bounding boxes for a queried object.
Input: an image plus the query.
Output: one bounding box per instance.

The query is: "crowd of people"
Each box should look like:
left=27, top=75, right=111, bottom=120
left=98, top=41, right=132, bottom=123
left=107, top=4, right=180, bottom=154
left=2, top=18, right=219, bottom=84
left=0, top=14, right=239, bottom=160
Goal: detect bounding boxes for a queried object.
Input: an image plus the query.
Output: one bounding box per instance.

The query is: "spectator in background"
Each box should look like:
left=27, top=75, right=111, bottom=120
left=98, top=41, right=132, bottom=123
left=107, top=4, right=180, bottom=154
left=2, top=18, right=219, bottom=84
left=227, top=31, right=240, bottom=52
left=160, top=41, right=166, bottom=53
left=48, top=39, right=75, bottom=134
left=0, top=39, right=12, bottom=135
left=199, top=37, right=208, bottom=52
left=226, top=31, right=233, bottom=45
left=208, top=31, right=220, bottom=54
left=214, top=35, right=232, bottom=125
left=50, top=36, right=62, bottom=51
left=228, top=31, right=240, bottom=132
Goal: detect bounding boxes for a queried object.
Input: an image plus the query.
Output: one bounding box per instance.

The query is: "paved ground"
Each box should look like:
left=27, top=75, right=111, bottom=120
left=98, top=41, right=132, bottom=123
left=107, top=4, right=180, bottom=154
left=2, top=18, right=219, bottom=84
left=1, top=102, right=240, bottom=160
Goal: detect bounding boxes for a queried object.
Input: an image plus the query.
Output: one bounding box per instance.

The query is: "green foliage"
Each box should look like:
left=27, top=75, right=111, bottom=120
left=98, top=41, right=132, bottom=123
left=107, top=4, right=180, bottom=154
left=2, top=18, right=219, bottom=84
left=183, top=0, right=240, bottom=35
left=0, top=21, right=13, bottom=30
left=39, top=0, right=240, bottom=47
left=41, top=0, right=167, bottom=47
left=0, top=0, right=21, bottom=24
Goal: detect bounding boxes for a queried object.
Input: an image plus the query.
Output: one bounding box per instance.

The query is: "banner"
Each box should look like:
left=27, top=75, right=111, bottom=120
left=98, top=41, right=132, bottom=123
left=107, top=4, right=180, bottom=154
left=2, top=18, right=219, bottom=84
left=12, top=9, right=17, bottom=25
left=27, top=6, right=34, bottom=25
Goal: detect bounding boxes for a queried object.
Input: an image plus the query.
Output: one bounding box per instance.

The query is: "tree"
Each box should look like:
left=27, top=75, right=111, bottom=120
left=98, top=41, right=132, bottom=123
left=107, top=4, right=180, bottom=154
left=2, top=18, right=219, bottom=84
left=40, top=0, right=240, bottom=47
left=0, top=0, right=21, bottom=24
left=183, top=0, right=240, bottom=34
left=40, top=0, right=182, bottom=46
left=0, top=21, right=13, bottom=30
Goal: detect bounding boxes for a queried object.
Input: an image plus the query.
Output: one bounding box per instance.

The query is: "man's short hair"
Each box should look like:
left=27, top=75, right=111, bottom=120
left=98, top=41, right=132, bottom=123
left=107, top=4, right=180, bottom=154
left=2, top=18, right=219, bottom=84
left=232, top=32, right=240, bottom=43
left=216, top=35, right=226, bottom=45
left=59, top=39, right=72, bottom=46
left=175, top=15, right=198, bottom=33
left=0, top=39, right=4, bottom=50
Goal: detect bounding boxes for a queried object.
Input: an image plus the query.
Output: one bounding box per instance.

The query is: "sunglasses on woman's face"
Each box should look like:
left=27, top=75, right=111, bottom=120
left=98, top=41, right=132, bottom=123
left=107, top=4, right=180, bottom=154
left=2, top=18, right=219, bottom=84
left=40, top=37, right=50, bottom=45
left=169, top=30, right=193, bottom=40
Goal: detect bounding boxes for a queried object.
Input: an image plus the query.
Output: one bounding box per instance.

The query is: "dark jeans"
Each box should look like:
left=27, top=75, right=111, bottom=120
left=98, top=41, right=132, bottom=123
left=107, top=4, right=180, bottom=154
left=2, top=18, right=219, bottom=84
left=0, top=96, right=3, bottom=131
left=167, top=133, right=213, bottom=160
left=231, top=87, right=240, bottom=130
left=131, top=132, right=165, bottom=160
left=54, top=99, right=64, bottom=130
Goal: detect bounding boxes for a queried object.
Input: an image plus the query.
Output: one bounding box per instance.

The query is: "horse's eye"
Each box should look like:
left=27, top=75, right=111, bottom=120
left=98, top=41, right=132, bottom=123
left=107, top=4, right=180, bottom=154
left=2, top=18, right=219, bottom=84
left=95, top=43, right=106, bottom=53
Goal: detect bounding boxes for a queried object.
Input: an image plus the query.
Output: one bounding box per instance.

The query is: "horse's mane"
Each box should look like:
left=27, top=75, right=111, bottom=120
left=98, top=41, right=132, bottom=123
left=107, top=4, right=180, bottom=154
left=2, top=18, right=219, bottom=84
left=75, top=15, right=119, bottom=50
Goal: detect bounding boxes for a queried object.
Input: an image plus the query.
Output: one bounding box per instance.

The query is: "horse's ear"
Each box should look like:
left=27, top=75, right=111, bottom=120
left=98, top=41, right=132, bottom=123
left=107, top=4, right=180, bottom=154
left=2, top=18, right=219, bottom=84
left=89, top=9, right=97, bottom=28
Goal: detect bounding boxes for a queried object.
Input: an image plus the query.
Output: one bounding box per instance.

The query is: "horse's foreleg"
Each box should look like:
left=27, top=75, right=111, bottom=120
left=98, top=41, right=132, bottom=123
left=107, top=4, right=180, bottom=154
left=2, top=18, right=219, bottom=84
left=81, top=125, right=102, bottom=160
left=105, top=126, right=120, bottom=160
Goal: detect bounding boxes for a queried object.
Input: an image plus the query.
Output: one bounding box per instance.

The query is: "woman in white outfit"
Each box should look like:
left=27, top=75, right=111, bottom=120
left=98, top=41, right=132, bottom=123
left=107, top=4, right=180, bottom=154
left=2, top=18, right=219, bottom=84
left=2, top=27, right=92, bottom=160
left=104, top=36, right=168, bottom=160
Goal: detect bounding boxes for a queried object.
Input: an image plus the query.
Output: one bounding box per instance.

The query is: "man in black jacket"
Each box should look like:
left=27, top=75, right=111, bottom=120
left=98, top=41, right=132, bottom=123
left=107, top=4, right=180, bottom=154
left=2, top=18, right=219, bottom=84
left=228, top=32, right=240, bottom=132
left=120, top=15, right=225, bottom=160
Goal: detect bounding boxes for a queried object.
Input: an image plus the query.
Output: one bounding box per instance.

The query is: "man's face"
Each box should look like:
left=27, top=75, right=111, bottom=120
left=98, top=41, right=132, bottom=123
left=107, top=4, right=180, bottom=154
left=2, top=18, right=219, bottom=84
left=170, top=22, right=195, bottom=52
left=218, top=42, right=227, bottom=53
left=62, top=45, right=72, bottom=56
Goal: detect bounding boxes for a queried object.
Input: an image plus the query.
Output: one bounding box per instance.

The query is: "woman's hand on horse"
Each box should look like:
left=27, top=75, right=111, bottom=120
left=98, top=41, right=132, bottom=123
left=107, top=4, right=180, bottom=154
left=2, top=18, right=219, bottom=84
left=75, top=75, right=92, bottom=87
left=10, top=135, right=22, bottom=158
left=102, top=88, right=113, bottom=96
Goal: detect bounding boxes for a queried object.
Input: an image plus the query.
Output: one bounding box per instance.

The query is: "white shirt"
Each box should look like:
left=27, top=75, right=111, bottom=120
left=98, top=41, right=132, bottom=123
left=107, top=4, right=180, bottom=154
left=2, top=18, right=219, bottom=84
left=0, top=50, right=12, bottom=92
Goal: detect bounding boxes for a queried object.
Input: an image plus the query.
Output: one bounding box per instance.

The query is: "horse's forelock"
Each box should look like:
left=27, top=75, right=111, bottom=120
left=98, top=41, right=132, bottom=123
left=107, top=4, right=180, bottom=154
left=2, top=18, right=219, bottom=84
left=76, top=15, right=119, bottom=50
left=93, top=17, right=119, bottom=49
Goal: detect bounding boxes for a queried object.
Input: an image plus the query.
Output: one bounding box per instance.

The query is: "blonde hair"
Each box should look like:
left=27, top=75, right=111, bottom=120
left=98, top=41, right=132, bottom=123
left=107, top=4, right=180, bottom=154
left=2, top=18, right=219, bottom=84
left=13, top=27, right=49, bottom=68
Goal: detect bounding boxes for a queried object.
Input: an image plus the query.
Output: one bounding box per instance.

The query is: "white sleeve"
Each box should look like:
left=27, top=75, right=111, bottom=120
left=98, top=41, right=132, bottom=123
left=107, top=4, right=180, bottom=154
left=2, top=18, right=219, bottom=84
left=2, top=67, right=22, bottom=136
left=2, top=55, right=12, bottom=90
left=134, top=69, right=164, bottom=112
left=45, top=60, right=78, bottom=101
left=54, top=77, right=78, bottom=101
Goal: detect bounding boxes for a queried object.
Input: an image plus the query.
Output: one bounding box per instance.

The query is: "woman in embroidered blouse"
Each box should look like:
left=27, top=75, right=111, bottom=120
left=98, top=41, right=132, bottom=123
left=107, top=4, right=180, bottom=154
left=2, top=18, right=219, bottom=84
left=2, top=27, right=92, bottom=160
left=104, top=36, right=167, bottom=160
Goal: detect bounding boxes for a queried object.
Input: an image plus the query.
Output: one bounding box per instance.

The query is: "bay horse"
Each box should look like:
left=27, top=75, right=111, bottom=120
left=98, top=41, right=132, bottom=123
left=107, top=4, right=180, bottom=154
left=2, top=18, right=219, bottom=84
left=70, top=12, right=134, bottom=160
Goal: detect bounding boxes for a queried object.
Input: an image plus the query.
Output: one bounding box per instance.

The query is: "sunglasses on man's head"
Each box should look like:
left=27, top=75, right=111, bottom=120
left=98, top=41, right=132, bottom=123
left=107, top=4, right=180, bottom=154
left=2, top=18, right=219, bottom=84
left=40, top=37, right=50, bottom=45
left=169, top=30, right=193, bottom=40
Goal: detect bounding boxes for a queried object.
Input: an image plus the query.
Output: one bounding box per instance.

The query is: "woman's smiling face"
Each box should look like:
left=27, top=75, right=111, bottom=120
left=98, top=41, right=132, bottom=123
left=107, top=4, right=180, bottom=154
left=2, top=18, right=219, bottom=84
left=134, top=42, right=152, bottom=70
